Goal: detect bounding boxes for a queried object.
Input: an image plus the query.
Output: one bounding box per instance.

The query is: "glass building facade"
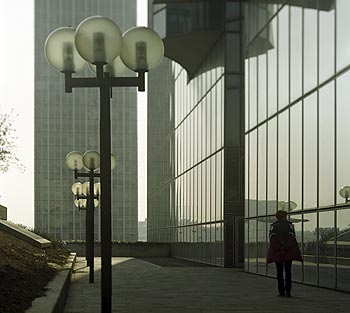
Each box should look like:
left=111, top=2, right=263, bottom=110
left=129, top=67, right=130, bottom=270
left=245, top=0, right=350, bottom=291
left=148, top=1, right=245, bottom=267
left=34, top=0, right=138, bottom=241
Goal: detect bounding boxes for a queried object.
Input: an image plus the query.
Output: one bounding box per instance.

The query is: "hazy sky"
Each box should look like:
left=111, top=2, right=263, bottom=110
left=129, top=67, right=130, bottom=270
left=0, top=0, right=148, bottom=227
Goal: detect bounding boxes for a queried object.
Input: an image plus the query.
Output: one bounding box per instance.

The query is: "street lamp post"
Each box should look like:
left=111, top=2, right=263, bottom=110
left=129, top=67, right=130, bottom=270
left=72, top=181, right=100, bottom=281
left=44, top=16, right=164, bottom=312
left=66, top=150, right=116, bottom=284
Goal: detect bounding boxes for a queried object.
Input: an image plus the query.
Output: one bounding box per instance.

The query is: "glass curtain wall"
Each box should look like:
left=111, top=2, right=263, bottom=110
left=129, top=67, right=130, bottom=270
left=148, top=44, right=225, bottom=266
left=148, top=1, right=244, bottom=267
left=244, top=0, right=350, bottom=292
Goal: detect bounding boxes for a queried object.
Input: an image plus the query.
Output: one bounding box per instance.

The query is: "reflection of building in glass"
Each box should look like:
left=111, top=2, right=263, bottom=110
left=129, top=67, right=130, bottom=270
left=34, top=0, right=138, bottom=241
left=148, top=0, right=350, bottom=293
left=148, top=1, right=245, bottom=267
left=245, top=0, right=350, bottom=292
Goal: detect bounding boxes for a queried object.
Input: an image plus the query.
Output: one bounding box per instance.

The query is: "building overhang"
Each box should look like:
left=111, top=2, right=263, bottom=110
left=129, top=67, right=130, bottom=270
left=152, top=1, right=225, bottom=79
left=163, top=30, right=221, bottom=79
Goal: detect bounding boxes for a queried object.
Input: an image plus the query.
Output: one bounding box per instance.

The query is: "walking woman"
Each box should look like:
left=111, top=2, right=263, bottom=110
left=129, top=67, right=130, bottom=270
left=267, top=210, right=302, bottom=297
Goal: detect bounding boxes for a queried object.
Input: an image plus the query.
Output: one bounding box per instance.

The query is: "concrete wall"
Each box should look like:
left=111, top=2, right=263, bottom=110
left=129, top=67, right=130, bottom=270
left=66, top=242, right=170, bottom=257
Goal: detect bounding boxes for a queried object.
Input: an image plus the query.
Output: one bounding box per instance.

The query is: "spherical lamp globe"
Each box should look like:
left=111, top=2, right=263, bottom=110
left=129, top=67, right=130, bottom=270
left=44, top=27, right=86, bottom=72
left=75, top=16, right=122, bottom=64
left=120, top=26, right=164, bottom=72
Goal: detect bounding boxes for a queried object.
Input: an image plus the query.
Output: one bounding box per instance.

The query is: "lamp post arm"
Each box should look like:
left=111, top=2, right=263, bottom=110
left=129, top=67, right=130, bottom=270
left=75, top=171, right=101, bottom=179
left=63, top=71, right=146, bottom=92
left=76, top=194, right=87, bottom=200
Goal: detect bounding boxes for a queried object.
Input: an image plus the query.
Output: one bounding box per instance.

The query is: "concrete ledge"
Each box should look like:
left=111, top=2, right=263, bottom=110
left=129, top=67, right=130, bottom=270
left=66, top=242, right=171, bottom=257
left=26, top=253, right=76, bottom=313
left=0, top=220, right=51, bottom=249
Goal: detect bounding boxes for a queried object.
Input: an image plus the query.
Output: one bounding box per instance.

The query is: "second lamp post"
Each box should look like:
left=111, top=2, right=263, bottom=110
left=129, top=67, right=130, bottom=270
left=65, top=150, right=116, bottom=283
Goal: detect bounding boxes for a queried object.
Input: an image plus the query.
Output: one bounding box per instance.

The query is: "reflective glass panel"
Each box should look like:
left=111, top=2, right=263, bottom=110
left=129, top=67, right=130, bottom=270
left=258, top=125, right=267, bottom=216
left=319, top=4, right=335, bottom=83
left=303, top=93, right=317, bottom=209
left=336, top=71, right=350, bottom=204
left=267, top=118, right=277, bottom=214
left=248, top=219, right=257, bottom=273
left=291, top=214, right=303, bottom=282
left=258, top=43, right=267, bottom=123
left=319, top=210, right=335, bottom=288
left=249, top=54, right=258, bottom=129
left=303, top=212, right=317, bottom=284
left=290, top=6, right=302, bottom=102
left=319, top=82, right=335, bottom=207
left=303, top=5, right=317, bottom=93
left=278, top=111, right=289, bottom=205
left=267, top=17, right=278, bottom=116
left=278, top=6, right=289, bottom=109
left=257, top=217, right=267, bottom=274
left=290, top=102, right=302, bottom=212
left=249, top=130, right=258, bottom=217
left=336, top=0, right=350, bottom=71
left=336, top=208, right=350, bottom=291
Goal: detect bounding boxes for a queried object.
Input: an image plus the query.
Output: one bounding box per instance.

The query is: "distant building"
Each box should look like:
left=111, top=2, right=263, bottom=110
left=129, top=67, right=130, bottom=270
left=34, top=0, right=138, bottom=241
left=0, top=205, right=7, bottom=220
left=138, top=219, right=147, bottom=242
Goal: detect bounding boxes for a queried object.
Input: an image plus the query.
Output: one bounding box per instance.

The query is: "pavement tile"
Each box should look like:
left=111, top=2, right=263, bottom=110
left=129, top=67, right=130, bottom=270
left=63, top=257, right=350, bottom=313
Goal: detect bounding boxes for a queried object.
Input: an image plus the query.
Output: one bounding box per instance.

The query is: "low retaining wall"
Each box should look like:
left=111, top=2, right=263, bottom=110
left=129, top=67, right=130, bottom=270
left=66, top=242, right=171, bottom=257
left=0, top=220, right=51, bottom=249
left=26, top=253, right=76, bottom=313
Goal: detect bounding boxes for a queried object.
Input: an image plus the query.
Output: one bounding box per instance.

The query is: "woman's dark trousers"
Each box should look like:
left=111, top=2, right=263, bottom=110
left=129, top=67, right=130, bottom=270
left=275, top=261, right=292, bottom=295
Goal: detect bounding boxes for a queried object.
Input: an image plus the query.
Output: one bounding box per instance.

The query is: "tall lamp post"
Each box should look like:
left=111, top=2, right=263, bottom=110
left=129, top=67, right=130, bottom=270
left=44, top=16, right=164, bottom=312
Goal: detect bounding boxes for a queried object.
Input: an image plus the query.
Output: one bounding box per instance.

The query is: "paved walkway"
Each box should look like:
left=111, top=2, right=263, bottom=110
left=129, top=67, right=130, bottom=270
left=64, top=257, right=350, bottom=313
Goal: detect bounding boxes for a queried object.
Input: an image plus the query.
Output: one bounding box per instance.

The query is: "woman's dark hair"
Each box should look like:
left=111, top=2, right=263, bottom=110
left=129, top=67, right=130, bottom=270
left=276, top=210, right=287, bottom=220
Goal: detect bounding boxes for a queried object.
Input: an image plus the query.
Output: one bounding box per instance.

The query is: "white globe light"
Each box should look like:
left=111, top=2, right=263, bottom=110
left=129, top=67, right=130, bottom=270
left=71, top=182, right=83, bottom=195
left=82, top=182, right=90, bottom=196
left=75, top=16, right=122, bottom=64
left=120, top=26, right=164, bottom=71
left=44, top=27, right=86, bottom=72
left=74, top=198, right=87, bottom=208
left=82, top=150, right=100, bottom=171
left=339, top=186, right=350, bottom=200
left=94, top=182, right=101, bottom=196
left=65, top=151, right=83, bottom=170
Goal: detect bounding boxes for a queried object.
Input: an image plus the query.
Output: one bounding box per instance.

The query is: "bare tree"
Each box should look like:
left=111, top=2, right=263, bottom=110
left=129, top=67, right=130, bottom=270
left=0, top=110, right=24, bottom=173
